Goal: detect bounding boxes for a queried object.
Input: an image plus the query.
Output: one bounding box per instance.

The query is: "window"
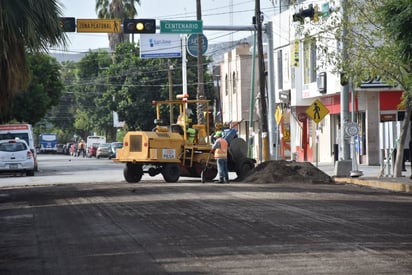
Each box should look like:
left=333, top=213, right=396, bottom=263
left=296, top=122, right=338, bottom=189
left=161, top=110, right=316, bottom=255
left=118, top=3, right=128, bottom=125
left=0, top=142, right=27, bottom=152
left=277, top=50, right=283, bottom=90
left=225, top=74, right=228, bottom=95
left=232, top=72, right=236, bottom=94
left=303, top=38, right=317, bottom=84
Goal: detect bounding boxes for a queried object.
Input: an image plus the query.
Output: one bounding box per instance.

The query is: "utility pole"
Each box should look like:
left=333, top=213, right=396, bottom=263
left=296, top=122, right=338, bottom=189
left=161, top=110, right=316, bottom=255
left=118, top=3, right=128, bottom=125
left=256, top=0, right=270, bottom=161
left=196, top=0, right=206, bottom=124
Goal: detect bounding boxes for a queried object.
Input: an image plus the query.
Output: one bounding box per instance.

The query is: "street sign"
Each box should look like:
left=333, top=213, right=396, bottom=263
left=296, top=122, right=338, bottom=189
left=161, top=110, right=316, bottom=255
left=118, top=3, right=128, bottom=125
left=187, top=34, right=208, bottom=57
left=77, top=19, right=122, bottom=33
left=140, top=34, right=181, bottom=58
left=160, top=20, right=203, bottom=34
left=305, top=99, right=329, bottom=123
left=275, top=106, right=282, bottom=125
left=345, top=122, right=360, bottom=136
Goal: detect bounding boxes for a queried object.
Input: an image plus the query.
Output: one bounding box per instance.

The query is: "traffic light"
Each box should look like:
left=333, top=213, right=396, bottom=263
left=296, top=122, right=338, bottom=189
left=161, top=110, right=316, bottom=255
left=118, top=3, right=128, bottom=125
left=59, top=17, right=76, bottom=32
left=313, top=5, right=319, bottom=22
left=123, top=19, right=156, bottom=34
left=292, top=4, right=315, bottom=23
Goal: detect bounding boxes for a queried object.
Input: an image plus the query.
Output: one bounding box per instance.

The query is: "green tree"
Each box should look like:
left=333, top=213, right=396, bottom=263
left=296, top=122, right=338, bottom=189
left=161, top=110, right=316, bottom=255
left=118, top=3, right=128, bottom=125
left=342, top=0, right=412, bottom=177
left=376, top=0, right=412, bottom=176
left=108, top=43, right=164, bottom=130
left=74, top=50, right=113, bottom=138
left=49, top=61, right=78, bottom=134
left=65, top=43, right=215, bottom=139
left=0, top=0, right=66, bottom=117
left=378, top=0, right=412, bottom=63
left=3, top=53, right=64, bottom=124
left=95, top=0, right=141, bottom=51
left=107, top=43, right=215, bottom=131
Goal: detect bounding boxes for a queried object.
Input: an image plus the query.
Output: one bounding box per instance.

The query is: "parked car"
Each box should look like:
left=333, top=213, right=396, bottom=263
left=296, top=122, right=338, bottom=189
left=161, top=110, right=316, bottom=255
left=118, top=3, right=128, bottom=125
left=87, top=143, right=100, bottom=158
left=96, top=143, right=111, bottom=159
left=0, top=139, right=35, bottom=176
left=63, top=142, right=73, bottom=155
left=109, top=142, right=123, bottom=159
left=56, top=144, right=64, bottom=154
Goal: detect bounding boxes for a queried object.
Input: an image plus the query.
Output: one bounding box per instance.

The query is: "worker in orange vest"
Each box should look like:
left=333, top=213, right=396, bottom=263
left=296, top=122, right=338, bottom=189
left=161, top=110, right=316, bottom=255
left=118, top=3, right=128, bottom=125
left=211, top=131, right=229, bottom=183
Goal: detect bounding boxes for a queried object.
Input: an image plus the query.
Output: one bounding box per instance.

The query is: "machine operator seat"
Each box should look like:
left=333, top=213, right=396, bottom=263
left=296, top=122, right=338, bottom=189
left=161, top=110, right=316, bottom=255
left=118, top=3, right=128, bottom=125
left=170, top=124, right=184, bottom=135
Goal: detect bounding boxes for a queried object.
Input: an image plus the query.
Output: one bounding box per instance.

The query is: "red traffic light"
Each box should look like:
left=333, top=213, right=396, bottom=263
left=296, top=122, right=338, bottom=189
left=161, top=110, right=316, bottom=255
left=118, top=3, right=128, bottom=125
left=123, top=19, right=156, bottom=34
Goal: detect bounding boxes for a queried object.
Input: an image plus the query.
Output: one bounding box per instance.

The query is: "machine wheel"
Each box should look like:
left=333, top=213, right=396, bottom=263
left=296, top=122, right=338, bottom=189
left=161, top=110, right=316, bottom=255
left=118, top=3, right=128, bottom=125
left=204, top=168, right=218, bottom=181
left=236, top=158, right=255, bottom=180
left=162, top=163, right=180, bottom=182
left=123, top=163, right=143, bottom=183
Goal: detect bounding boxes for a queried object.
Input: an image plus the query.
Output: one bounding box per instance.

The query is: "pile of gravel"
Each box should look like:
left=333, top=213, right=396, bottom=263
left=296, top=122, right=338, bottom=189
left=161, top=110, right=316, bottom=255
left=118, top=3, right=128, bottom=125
left=240, top=160, right=332, bottom=184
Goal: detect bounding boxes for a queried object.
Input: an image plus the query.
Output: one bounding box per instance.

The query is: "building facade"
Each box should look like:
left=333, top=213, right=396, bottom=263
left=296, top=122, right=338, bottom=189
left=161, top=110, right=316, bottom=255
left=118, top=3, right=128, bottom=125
left=271, top=0, right=405, bottom=166
left=216, top=1, right=406, bottom=167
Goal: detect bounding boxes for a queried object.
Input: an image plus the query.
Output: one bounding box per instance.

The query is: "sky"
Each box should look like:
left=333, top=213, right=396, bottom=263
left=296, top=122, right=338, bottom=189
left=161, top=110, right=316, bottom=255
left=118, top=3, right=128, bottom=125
left=52, top=0, right=278, bottom=53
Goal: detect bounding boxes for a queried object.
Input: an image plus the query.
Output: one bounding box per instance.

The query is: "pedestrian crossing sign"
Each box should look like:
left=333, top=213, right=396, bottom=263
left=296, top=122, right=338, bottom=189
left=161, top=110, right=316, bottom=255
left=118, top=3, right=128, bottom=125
left=305, top=99, right=329, bottom=123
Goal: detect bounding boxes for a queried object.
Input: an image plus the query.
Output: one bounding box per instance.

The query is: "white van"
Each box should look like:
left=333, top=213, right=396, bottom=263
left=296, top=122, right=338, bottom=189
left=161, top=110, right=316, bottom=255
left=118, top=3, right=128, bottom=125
left=0, top=124, right=38, bottom=171
left=86, top=136, right=106, bottom=149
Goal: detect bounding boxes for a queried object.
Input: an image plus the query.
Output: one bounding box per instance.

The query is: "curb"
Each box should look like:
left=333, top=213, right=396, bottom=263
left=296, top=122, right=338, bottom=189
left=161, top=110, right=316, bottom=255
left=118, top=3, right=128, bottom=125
left=333, top=177, right=412, bottom=193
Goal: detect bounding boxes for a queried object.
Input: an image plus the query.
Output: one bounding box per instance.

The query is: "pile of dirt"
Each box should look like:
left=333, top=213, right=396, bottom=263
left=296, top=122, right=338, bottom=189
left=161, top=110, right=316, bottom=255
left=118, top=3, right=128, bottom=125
left=240, top=160, right=332, bottom=184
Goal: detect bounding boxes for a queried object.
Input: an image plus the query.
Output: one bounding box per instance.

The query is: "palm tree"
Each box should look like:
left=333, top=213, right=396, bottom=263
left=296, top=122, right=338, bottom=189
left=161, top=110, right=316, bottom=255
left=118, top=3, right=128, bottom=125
left=95, top=0, right=141, bottom=51
left=0, top=0, right=66, bottom=118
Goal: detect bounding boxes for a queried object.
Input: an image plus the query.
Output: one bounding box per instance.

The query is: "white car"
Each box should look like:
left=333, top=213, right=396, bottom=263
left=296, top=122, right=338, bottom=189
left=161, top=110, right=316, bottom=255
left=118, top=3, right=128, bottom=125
left=0, top=139, right=35, bottom=176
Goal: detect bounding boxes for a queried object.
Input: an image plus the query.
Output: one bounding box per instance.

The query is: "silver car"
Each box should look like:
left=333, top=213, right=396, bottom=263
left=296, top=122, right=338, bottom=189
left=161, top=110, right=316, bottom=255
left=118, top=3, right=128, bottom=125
left=0, top=139, right=35, bottom=176
left=96, top=143, right=112, bottom=159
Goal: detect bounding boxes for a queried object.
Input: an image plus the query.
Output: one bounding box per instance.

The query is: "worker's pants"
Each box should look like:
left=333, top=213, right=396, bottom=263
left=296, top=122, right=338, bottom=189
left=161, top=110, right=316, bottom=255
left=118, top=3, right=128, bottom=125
left=217, top=158, right=229, bottom=181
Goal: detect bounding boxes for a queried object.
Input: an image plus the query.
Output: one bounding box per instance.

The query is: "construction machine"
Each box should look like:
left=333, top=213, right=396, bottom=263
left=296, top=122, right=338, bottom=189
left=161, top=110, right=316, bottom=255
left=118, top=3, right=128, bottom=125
left=113, top=97, right=255, bottom=183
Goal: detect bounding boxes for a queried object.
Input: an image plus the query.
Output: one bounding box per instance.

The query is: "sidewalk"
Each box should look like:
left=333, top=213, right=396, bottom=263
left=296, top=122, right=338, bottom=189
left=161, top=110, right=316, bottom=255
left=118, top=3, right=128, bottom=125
left=316, top=162, right=412, bottom=194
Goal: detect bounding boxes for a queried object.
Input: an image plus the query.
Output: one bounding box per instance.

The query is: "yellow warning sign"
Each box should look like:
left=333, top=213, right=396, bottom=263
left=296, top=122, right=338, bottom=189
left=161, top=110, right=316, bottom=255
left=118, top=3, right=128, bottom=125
left=305, top=99, right=329, bottom=123
left=77, top=19, right=122, bottom=33
left=274, top=106, right=282, bottom=125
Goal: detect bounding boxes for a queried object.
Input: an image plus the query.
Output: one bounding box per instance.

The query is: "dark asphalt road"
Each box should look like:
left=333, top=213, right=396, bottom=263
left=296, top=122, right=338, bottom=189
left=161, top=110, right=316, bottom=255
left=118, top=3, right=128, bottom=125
left=1, top=179, right=412, bottom=275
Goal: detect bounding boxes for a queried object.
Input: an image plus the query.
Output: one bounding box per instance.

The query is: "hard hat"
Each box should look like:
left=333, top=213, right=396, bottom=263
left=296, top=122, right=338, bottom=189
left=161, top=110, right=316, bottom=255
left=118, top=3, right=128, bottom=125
left=214, top=131, right=222, bottom=138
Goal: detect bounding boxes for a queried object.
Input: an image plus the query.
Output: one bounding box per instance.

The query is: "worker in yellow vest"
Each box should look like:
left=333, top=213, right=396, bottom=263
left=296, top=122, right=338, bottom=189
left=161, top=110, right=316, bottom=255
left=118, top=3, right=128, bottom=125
left=211, top=131, right=229, bottom=183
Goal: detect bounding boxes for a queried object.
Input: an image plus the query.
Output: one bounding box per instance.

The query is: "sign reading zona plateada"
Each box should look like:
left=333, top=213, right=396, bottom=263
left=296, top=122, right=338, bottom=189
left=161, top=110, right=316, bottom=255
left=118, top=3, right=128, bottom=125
left=77, top=19, right=122, bottom=33
left=160, top=20, right=203, bottom=34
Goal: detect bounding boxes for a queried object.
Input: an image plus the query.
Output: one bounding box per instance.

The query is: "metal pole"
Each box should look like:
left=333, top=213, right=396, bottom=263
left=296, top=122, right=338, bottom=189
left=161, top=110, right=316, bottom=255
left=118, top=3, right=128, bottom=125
left=340, top=0, right=350, bottom=160
left=168, top=59, right=174, bottom=125
left=248, top=30, right=257, bottom=159
left=182, top=36, right=187, bottom=96
left=266, top=21, right=277, bottom=160
left=350, top=77, right=362, bottom=177
left=316, top=123, right=319, bottom=167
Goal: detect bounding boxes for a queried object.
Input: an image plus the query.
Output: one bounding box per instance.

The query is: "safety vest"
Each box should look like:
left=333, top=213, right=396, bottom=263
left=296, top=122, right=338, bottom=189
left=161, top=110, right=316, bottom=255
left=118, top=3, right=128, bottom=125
left=187, top=128, right=196, bottom=143
left=214, top=138, right=228, bottom=159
